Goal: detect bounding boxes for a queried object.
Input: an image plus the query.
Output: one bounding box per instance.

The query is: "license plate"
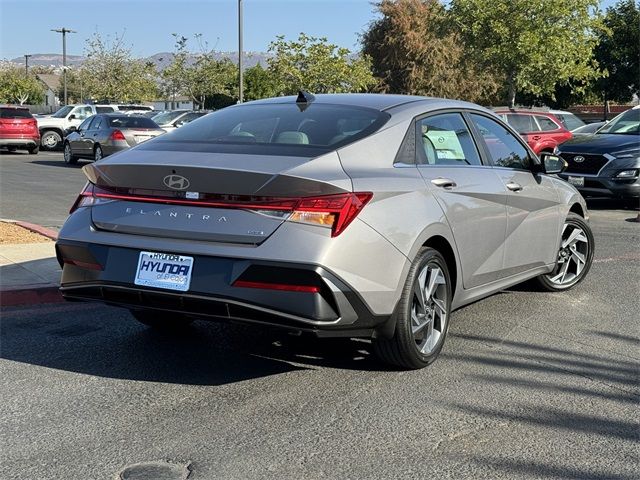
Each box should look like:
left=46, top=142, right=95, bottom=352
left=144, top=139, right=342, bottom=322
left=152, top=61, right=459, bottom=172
left=567, top=176, right=584, bottom=187
left=134, top=251, right=193, bottom=292
left=134, top=135, right=151, bottom=143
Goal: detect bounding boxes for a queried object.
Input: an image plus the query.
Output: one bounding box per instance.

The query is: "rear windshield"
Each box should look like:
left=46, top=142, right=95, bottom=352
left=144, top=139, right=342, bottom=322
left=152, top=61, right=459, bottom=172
left=151, top=103, right=390, bottom=156
left=107, top=116, right=159, bottom=128
left=96, top=106, right=115, bottom=113
left=0, top=108, right=32, bottom=119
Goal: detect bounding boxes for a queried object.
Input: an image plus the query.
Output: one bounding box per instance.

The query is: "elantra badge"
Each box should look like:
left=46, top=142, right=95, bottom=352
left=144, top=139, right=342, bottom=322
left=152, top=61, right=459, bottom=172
left=163, top=174, right=190, bottom=190
left=573, top=156, right=585, bottom=163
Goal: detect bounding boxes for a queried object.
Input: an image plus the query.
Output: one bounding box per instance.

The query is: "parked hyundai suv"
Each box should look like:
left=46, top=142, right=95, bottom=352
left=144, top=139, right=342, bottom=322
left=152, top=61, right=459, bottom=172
left=556, top=106, right=639, bottom=202
left=56, top=93, right=593, bottom=369
left=0, top=105, right=40, bottom=154
left=494, top=108, right=573, bottom=155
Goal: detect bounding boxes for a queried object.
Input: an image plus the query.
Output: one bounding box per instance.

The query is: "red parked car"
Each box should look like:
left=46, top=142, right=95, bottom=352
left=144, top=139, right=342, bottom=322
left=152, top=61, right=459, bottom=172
left=494, top=108, right=572, bottom=155
left=0, top=106, right=40, bottom=154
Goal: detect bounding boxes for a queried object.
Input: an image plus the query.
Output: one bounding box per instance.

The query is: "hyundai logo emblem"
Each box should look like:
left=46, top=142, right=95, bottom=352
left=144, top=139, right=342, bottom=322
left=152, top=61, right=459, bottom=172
left=573, top=155, right=585, bottom=163
left=163, top=174, right=190, bottom=190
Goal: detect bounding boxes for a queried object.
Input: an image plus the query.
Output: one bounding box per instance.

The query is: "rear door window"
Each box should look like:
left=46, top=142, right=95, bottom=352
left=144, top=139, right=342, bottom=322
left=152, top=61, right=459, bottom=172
left=534, top=115, right=561, bottom=131
left=506, top=114, right=537, bottom=133
left=96, top=107, right=115, bottom=113
left=88, top=116, right=103, bottom=130
left=416, top=113, right=482, bottom=166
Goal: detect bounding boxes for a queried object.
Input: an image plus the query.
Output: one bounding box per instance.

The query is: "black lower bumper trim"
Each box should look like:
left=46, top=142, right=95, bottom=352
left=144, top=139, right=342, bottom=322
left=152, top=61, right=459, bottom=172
left=60, top=283, right=388, bottom=337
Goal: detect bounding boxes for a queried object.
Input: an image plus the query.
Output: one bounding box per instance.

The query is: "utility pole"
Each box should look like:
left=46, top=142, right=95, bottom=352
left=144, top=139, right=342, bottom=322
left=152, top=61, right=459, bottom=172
left=24, top=54, right=32, bottom=75
left=238, top=0, right=243, bottom=103
left=51, top=27, right=77, bottom=105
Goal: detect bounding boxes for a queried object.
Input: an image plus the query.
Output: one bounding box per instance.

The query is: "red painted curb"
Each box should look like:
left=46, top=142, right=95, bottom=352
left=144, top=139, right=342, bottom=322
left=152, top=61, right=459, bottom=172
left=0, top=286, right=63, bottom=307
left=13, top=221, right=58, bottom=241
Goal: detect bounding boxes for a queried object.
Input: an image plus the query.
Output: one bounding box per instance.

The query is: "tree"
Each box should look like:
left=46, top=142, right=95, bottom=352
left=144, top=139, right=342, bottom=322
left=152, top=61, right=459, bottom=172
left=361, top=0, right=499, bottom=102
left=243, top=63, right=278, bottom=101
left=0, top=66, right=45, bottom=104
left=81, top=32, right=158, bottom=102
left=594, top=0, right=640, bottom=103
left=451, top=0, right=604, bottom=107
left=161, top=34, right=237, bottom=108
left=267, top=33, right=377, bottom=95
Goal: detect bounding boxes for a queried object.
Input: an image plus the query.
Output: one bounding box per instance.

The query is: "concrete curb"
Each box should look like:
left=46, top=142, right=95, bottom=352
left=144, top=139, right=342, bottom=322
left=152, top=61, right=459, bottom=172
left=13, top=221, right=59, bottom=240
left=0, top=285, right=63, bottom=307
left=1, top=219, right=62, bottom=307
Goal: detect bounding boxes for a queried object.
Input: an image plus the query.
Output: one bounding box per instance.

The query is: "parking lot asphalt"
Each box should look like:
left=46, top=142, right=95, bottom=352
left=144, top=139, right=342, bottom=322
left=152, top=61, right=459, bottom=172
left=0, top=179, right=638, bottom=479
left=0, top=150, right=86, bottom=228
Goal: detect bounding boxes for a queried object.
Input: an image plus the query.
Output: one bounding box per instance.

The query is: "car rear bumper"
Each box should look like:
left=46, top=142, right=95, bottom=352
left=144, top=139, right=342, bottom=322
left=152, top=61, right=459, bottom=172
left=559, top=173, right=640, bottom=198
left=0, top=137, right=39, bottom=147
left=56, top=239, right=394, bottom=337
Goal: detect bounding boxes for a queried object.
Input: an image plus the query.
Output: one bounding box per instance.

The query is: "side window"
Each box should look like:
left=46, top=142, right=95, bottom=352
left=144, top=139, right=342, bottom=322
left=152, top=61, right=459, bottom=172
left=535, top=115, right=560, bottom=131
left=416, top=113, right=482, bottom=166
left=470, top=114, right=531, bottom=170
left=89, top=116, right=103, bottom=130
left=506, top=114, right=538, bottom=133
left=71, top=106, right=93, bottom=120
left=96, top=107, right=115, bottom=113
left=77, top=117, right=92, bottom=131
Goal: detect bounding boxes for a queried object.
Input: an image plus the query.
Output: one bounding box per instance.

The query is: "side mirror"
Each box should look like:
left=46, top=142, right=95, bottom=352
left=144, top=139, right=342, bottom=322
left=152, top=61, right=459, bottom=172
left=66, top=126, right=77, bottom=134
left=68, top=114, right=76, bottom=120
left=539, top=152, right=567, bottom=174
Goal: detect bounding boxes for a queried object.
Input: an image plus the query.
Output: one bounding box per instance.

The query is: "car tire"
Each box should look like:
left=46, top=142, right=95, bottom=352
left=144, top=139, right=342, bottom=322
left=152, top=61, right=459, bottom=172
left=94, top=145, right=103, bottom=162
left=27, top=145, right=39, bottom=155
left=130, top=310, right=194, bottom=331
left=535, top=213, right=594, bottom=291
left=63, top=142, right=78, bottom=165
left=373, top=247, right=452, bottom=369
left=41, top=130, right=62, bottom=150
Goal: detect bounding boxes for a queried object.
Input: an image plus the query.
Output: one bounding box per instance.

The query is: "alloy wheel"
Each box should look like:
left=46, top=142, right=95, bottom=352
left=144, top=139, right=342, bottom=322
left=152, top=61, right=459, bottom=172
left=547, top=222, right=590, bottom=286
left=411, top=262, right=448, bottom=355
left=63, top=144, right=71, bottom=163
left=94, top=146, right=103, bottom=161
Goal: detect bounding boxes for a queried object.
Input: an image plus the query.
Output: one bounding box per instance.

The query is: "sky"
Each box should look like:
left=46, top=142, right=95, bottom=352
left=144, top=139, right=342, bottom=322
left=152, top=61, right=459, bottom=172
left=0, top=0, right=621, bottom=61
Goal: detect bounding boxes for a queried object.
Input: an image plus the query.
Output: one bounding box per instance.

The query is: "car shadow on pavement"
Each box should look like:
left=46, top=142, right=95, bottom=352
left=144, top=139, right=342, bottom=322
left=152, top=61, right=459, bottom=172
left=585, top=197, right=639, bottom=211
left=29, top=160, right=84, bottom=168
left=0, top=303, right=386, bottom=386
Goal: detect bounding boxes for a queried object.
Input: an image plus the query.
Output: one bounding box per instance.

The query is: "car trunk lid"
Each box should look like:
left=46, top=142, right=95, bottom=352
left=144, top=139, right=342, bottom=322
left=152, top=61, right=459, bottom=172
left=84, top=149, right=352, bottom=244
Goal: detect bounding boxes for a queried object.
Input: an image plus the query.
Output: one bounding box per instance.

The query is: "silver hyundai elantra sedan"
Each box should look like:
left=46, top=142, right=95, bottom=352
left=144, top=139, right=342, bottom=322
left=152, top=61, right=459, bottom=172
left=56, top=93, right=594, bottom=369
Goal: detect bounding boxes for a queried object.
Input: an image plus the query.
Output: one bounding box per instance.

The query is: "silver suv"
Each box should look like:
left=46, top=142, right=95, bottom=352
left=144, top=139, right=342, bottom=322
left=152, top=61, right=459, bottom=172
left=56, top=94, right=594, bottom=369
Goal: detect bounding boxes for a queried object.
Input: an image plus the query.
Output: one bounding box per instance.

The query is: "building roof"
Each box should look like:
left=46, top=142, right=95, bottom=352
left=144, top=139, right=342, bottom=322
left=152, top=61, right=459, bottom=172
left=36, top=74, right=61, bottom=91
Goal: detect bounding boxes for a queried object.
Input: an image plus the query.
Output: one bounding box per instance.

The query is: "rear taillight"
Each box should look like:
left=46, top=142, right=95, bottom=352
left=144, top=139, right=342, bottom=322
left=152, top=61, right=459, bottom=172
left=69, top=184, right=372, bottom=237
left=289, top=192, right=372, bottom=237
left=110, top=129, right=126, bottom=141
left=69, top=183, right=98, bottom=213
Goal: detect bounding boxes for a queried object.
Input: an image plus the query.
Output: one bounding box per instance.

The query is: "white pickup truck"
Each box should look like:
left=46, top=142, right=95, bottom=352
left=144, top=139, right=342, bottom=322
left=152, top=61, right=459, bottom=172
left=36, top=104, right=153, bottom=149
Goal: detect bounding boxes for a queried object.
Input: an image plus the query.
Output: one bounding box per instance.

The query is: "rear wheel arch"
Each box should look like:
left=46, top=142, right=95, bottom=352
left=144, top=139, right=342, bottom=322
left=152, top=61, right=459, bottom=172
left=569, top=203, right=584, bottom=217
left=422, top=235, right=457, bottom=298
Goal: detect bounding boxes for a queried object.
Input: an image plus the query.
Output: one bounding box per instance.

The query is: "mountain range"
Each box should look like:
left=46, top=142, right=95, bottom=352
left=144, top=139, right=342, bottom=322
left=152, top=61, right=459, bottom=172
left=9, top=52, right=270, bottom=70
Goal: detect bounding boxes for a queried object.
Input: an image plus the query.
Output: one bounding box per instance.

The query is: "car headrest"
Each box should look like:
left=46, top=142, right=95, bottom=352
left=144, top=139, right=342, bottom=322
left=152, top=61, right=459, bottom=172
left=276, top=131, right=309, bottom=144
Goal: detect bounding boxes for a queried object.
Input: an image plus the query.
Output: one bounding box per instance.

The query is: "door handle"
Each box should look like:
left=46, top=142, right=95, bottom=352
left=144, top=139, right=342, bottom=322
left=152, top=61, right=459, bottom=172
left=431, top=178, right=457, bottom=189
left=506, top=182, right=523, bottom=192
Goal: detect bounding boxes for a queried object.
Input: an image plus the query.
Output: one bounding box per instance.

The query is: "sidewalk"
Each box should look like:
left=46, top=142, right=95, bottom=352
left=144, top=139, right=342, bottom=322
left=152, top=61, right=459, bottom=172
left=0, top=224, right=63, bottom=307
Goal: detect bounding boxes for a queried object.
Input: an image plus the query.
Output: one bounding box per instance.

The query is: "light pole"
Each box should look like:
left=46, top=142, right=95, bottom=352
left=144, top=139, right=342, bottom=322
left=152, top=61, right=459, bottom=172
left=238, top=0, right=243, bottom=103
left=24, top=54, right=32, bottom=75
left=51, top=27, right=77, bottom=105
